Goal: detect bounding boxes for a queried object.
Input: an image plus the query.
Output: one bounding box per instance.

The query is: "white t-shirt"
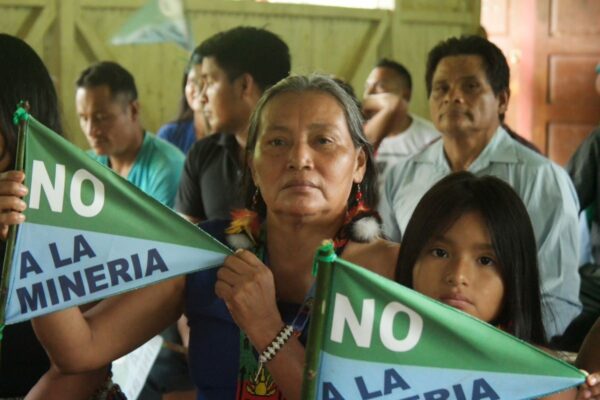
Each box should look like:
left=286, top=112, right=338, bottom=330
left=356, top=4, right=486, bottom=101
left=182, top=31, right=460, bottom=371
left=375, top=114, right=440, bottom=187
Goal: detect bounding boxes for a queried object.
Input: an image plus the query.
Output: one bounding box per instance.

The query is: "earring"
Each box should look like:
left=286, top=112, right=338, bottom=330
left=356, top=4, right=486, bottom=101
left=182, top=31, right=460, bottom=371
left=354, top=183, right=363, bottom=208
left=252, top=187, right=260, bottom=210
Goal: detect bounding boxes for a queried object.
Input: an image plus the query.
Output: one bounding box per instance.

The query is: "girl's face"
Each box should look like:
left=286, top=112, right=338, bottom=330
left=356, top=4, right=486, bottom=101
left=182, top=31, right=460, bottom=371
left=412, top=211, right=505, bottom=323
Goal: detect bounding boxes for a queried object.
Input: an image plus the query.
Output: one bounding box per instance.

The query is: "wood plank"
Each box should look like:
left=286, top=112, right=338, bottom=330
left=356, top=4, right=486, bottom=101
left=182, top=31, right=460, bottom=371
left=75, top=17, right=115, bottom=61
left=24, top=1, right=56, bottom=47
left=0, top=0, right=46, bottom=6
left=79, top=0, right=387, bottom=20
left=344, top=16, right=390, bottom=84
left=58, top=0, right=78, bottom=144
left=398, top=10, right=475, bottom=25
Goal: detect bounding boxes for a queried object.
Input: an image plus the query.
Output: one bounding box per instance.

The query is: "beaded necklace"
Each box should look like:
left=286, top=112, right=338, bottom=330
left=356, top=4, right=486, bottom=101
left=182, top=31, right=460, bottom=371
left=226, top=208, right=381, bottom=399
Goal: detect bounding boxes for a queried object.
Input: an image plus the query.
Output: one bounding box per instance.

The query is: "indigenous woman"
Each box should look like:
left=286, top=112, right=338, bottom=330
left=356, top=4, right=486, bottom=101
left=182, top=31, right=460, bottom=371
left=0, top=74, right=398, bottom=400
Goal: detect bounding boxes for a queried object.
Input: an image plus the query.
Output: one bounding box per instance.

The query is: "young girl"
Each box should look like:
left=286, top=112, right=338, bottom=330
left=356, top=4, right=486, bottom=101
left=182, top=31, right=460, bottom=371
left=395, top=171, right=599, bottom=400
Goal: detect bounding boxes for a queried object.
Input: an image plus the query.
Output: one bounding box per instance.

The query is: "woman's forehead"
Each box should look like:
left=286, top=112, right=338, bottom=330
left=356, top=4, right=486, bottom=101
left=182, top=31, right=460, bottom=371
left=262, top=90, right=346, bottom=122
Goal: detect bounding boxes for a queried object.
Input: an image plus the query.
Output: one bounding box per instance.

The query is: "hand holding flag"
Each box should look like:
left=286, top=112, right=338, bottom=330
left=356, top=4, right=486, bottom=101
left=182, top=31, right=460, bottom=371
left=303, top=243, right=587, bottom=400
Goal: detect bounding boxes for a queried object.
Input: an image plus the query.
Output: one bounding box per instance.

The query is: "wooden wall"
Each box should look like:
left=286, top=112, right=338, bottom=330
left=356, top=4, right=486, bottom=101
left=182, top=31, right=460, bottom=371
left=0, top=0, right=480, bottom=148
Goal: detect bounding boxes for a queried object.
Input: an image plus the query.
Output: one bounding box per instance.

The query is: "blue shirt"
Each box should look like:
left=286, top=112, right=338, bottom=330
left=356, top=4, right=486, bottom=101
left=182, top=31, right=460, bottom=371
left=88, top=132, right=185, bottom=207
left=379, top=127, right=582, bottom=338
left=157, top=120, right=196, bottom=154
left=186, top=220, right=306, bottom=400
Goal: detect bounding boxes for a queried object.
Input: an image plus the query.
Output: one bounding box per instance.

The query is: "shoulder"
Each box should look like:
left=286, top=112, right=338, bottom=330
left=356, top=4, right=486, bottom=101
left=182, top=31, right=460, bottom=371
left=198, top=219, right=234, bottom=249
left=185, top=133, right=227, bottom=164
left=156, top=122, right=178, bottom=138
left=343, top=238, right=399, bottom=279
left=143, top=133, right=185, bottom=165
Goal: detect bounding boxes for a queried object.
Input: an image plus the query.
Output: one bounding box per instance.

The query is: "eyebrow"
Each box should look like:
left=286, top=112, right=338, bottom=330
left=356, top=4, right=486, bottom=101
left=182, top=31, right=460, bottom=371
left=428, top=234, right=495, bottom=252
left=263, top=122, right=341, bottom=133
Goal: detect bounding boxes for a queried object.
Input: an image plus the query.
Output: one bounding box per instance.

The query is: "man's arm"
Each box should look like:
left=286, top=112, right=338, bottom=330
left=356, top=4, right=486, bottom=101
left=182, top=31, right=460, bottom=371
left=175, top=144, right=206, bottom=222
left=526, top=164, right=582, bottom=338
left=567, top=128, right=600, bottom=210
left=362, top=93, right=409, bottom=151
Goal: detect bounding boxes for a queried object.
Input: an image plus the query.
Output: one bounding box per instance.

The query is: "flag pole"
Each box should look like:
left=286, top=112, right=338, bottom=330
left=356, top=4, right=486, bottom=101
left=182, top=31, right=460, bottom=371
left=301, top=240, right=337, bottom=399
left=0, top=103, right=29, bottom=358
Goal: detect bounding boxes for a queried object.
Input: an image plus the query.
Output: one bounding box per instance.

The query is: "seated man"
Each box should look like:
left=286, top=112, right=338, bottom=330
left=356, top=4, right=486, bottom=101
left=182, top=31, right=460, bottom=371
left=76, top=61, right=184, bottom=207
left=176, top=26, right=291, bottom=223
left=75, top=61, right=188, bottom=398
left=379, top=35, right=581, bottom=339
left=362, top=58, right=440, bottom=182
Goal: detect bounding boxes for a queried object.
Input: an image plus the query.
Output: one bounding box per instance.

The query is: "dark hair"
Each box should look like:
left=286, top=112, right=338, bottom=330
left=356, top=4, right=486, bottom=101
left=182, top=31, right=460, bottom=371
left=76, top=61, right=138, bottom=102
left=197, top=26, right=290, bottom=92
left=395, top=172, right=547, bottom=345
left=376, top=58, right=413, bottom=94
left=332, top=77, right=362, bottom=111
left=244, top=74, right=378, bottom=217
left=425, top=35, right=509, bottom=98
left=0, top=34, right=62, bottom=165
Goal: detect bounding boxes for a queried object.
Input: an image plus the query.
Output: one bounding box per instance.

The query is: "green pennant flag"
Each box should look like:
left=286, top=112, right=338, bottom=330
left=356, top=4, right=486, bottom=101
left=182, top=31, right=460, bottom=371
left=0, top=110, right=230, bottom=325
left=111, top=0, right=192, bottom=51
left=302, top=244, right=586, bottom=400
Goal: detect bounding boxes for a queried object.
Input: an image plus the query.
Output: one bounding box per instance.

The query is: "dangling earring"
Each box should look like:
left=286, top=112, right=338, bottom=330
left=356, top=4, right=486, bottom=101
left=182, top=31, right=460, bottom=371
left=252, top=187, right=260, bottom=211
left=346, top=182, right=365, bottom=220
left=354, top=183, right=364, bottom=209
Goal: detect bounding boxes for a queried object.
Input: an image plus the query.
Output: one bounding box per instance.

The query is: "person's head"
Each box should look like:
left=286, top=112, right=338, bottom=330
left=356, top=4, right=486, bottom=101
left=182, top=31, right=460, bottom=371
left=396, top=172, right=546, bottom=345
left=364, top=58, right=412, bottom=101
left=75, top=61, right=142, bottom=157
left=245, top=74, right=377, bottom=221
left=425, top=35, right=510, bottom=138
left=0, top=34, right=62, bottom=172
left=183, top=50, right=210, bottom=115
left=194, top=26, right=290, bottom=134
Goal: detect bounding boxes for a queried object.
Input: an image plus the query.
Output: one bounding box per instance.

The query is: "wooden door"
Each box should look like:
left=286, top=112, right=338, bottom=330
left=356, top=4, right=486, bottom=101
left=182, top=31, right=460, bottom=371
left=482, top=0, right=536, bottom=143
left=533, top=0, right=600, bottom=165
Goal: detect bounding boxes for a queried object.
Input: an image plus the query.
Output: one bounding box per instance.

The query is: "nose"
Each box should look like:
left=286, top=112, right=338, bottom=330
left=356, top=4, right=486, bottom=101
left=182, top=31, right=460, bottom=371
left=444, top=257, right=470, bottom=286
left=287, top=141, right=313, bottom=171
left=444, top=85, right=464, bottom=104
left=81, top=119, right=100, bottom=138
left=199, top=84, right=208, bottom=106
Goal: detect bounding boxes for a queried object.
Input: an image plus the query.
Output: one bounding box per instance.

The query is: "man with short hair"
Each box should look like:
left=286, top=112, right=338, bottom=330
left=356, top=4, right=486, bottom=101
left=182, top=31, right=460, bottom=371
left=379, top=36, right=581, bottom=338
left=76, top=61, right=184, bottom=207
left=362, top=58, right=439, bottom=182
left=76, top=61, right=187, bottom=399
left=176, top=26, right=291, bottom=223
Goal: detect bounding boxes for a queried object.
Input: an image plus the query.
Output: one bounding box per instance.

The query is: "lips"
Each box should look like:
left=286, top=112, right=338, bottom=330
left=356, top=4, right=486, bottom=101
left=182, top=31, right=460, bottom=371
left=282, top=179, right=318, bottom=190
left=439, top=293, right=473, bottom=311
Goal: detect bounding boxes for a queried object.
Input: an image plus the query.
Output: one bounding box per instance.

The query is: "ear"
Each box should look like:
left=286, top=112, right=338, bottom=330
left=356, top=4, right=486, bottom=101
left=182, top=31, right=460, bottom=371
left=237, top=73, right=262, bottom=104
left=353, top=147, right=367, bottom=184
left=129, top=99, right=141, bottom=122
left=497, top=88, right=509, bottom=115
left=402, top=88, right=412, bottom=102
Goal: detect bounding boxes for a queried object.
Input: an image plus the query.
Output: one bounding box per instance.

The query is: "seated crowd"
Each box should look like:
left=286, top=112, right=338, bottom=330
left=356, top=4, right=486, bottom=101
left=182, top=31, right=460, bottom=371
left=0, top=26, right=598, bottom=400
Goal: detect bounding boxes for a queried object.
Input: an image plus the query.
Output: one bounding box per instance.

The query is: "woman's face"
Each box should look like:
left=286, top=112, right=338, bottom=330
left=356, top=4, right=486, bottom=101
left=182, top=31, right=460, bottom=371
left=412, top=211, right=505, bottom=323
left=251, top=90, right=366, bottom=220
left=184, top=65, right=203, bottom=113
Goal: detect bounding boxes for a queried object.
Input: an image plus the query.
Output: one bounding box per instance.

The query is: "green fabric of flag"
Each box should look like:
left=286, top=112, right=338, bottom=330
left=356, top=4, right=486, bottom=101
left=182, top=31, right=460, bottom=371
left=0, top=111, right=229, bottom=325
left=303, top=244, right=586, bottom=400
left=111, top=0, right=192, bottom=51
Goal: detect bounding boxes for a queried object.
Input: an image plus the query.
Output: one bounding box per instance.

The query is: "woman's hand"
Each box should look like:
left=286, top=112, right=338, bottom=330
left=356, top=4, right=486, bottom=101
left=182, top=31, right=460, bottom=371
left=215, top=249, right=284, bottom=351
left=577, top=373, right=600, bottom=400
left=0, top=170, right=28, bottom=240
